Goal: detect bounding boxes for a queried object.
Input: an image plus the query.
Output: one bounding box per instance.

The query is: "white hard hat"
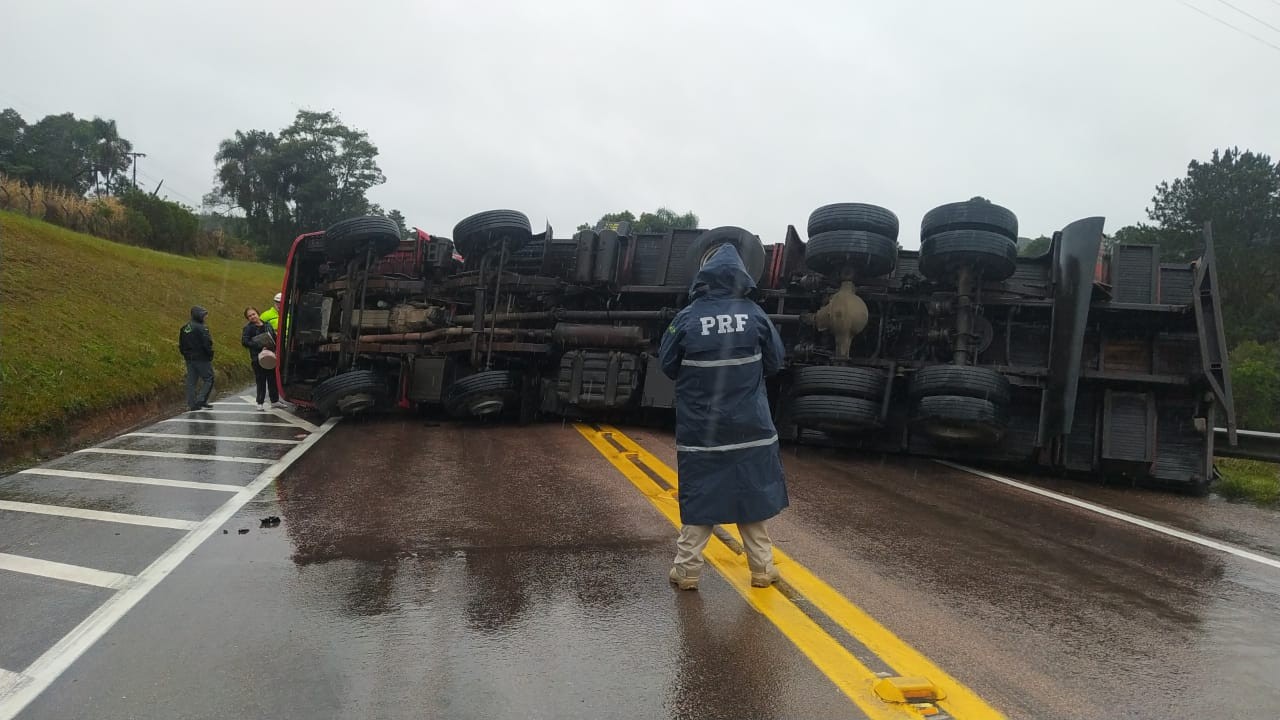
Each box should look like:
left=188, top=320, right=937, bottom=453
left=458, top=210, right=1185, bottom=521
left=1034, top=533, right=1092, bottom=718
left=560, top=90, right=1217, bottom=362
left=273, top=292, right=282, bottom=303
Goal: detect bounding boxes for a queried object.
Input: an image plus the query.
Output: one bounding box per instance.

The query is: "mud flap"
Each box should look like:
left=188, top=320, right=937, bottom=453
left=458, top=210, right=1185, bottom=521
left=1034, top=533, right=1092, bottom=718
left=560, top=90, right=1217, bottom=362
left=1038, top=217, right=1105, bottom=443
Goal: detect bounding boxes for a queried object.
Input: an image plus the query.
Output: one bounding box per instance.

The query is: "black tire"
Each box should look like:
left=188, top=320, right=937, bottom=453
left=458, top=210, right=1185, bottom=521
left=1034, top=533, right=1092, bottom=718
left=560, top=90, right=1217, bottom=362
left=792, top=366, right=887, bottom=401
left=909, top=365, right=1011, bottom=406
left=324, top=216, right=401, bottom=262
left=807, top=203, right=899, bottom=239
left=686, top=226, right=766, bottom=282
left=918, top=230, right=1018, bottom=282
left=804, top=230, right=897, bottom=278
left=791, top=395, right=882, bottom=434
left=312, top=370, right=384, bottom=417
left=911, top=395, right=1006, bottom=445
left=921, top=200, right=1018, bottom=241
left=444, top=370, right=519, bottom=417
left=452, top=210, right=532, bottom=258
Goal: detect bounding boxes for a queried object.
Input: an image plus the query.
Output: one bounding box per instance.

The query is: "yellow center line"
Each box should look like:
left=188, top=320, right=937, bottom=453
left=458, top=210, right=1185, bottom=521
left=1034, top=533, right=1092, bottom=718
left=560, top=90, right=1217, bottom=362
left=574, top=424, right=914, bottom=719
left=585, top=423, right=1006, bottom=720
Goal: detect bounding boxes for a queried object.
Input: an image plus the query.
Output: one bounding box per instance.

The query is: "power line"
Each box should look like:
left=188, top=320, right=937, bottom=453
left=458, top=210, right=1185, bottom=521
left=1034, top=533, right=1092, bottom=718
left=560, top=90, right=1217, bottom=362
left=134, top=168, right=202, bottom=207
left=1213, top=0, right=1280, bottom=34
left=1179, top=0, right=1280, bottom=53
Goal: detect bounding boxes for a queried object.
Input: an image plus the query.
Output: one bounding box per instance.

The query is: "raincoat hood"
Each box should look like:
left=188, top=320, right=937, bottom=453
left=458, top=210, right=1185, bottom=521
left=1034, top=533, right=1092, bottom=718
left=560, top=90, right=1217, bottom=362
left=690, top=243, right=756, bottom=300
left=190, top=306, right=208, bottom=323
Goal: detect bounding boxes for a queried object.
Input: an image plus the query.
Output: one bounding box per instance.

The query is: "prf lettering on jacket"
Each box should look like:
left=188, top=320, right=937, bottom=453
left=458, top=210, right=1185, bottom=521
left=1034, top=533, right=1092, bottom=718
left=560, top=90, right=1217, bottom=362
left=698, top=314, right=750, bottom=335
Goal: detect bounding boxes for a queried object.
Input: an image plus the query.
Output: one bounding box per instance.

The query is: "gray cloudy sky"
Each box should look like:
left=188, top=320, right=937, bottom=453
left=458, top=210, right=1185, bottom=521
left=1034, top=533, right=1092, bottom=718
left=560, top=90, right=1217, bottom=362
left=2, top=0, right=1277, bottom=247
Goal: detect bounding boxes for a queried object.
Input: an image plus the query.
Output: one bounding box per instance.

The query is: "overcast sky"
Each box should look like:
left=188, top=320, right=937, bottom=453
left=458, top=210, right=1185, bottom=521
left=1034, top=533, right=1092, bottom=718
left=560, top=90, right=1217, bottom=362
left=2, top=0, right=1277, bottom=248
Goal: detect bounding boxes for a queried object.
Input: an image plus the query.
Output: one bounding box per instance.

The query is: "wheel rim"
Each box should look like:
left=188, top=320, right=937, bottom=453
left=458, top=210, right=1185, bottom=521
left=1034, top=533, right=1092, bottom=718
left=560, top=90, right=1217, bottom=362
left=336, top=392, right=376, bottom=415
left=699, top=242, right=727, bottom=268
left=468, top=398, right=506, bottom=416
left=917, top=418, right=1001, bottom=445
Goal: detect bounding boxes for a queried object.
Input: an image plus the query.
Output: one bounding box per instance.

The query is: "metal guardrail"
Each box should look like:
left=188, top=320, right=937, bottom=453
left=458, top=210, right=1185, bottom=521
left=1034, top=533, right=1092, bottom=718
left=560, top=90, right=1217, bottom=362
left=1215, top=428, right=1280, bottom=463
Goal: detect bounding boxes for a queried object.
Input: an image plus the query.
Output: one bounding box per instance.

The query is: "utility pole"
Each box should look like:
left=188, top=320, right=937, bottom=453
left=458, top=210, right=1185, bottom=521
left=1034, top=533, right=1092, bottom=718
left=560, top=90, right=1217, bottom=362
left=127, top=152, right=147, bottom=189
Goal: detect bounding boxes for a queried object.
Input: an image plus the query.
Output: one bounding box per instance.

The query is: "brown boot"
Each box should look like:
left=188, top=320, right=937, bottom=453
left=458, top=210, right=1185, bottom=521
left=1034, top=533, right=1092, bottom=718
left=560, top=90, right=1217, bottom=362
left=750, top=566, right=780, bottom=588
left=668, top=566, right=699, bottom=591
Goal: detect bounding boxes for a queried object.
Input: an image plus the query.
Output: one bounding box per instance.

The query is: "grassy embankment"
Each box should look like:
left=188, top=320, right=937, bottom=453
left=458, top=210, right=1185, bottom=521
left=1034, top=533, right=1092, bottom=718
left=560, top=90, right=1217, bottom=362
left=1215, top=458, right=1280, bottom=506
left=0, top=210, right=281, bottom=457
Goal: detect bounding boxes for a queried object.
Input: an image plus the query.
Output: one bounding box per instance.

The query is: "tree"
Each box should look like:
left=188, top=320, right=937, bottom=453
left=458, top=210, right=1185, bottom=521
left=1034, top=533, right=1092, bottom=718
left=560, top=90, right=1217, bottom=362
left=213, top=110, right=387, bottom=261
left=577, top=207, right=698, bottom=233
left=87, top=117, right=133, bottom=196
left=1018, top=235, right=1051, bottom=257
left=0, top=108, right=28, bottom=177
left=387, top=209, right=408, bottom=238
left=1112, top=148, right=1280, bottom=345
left=1230, top=341, right=1280, bottom=431
left=117, top=188, right=199, bottom=253
left=0, top=109, right=133, bottom=194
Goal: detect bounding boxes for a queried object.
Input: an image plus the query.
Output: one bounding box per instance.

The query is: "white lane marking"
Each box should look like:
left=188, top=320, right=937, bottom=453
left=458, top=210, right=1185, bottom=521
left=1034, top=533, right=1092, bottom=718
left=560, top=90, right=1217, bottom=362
left=937, top=460, right=1280, bottom=571
left=0, top=417, right=339, bottom=719
left=269, top=410, right=319, bottom=433
left=0, top=671, right=21, bottom=698
left=210, top=401, right=254, bottom=406
left=0, top=553, right=134, bottom=590
left=75, top=448, right=274, bottom=465
left=183, top=410, right=274, bottom=415
left=159, top=418, right=294, bottom=427
left=0, top=500, right=198, bottom=531
left=124, top=432, right=300, bottom=445
left=17, top=468, right=242, bottom=493
left=238, top=394, right=320, bottom=433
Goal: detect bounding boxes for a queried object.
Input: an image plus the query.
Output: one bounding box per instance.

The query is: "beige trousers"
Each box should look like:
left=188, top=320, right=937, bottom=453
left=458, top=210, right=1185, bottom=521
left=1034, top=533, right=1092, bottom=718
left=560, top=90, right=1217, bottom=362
left=673, top=522, right=775, bottom=577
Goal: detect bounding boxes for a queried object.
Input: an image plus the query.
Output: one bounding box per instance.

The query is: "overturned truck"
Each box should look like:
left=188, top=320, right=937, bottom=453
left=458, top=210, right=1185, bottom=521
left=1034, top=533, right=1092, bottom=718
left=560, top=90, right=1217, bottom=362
left=276, top=200, right=1236, bottom=493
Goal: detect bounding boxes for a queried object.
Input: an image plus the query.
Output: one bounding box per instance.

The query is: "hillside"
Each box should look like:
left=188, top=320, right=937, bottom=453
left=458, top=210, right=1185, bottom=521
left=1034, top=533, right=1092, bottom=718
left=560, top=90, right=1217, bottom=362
left=0, top=210, right=283, bottom=448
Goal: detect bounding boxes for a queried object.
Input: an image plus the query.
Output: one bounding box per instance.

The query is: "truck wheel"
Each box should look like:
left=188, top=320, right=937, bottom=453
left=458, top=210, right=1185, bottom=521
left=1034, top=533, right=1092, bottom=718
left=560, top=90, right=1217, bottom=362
left=792, top=366, right=887, bottom=401
left=911, top=395, right=1006, bottom=445
left=921, top=200, right=1018, bottom=241
left=444, top=370, right=519, bottom=417
left=918, top=229, right=1017, bottom=282
left=323, top=216, right=402, bottom=262
left=909, top=365, right=1011, bottom=406
left=804, top=230, right=897, bottom=278
left=312, top=370, right=384, bottom=417
left=686, top=226, right=766, bottom=282
left=790, top=395, right=882, bottom=434
left=807, top=203, right=899, bottom=239
left=453, top=210, right=532, bottom=257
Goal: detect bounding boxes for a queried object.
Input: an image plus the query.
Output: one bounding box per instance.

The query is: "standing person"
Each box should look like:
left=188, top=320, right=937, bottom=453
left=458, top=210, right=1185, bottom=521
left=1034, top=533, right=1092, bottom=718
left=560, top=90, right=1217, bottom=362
left=658, top=240, right=788, bottom=591
left=179, top=305, right=215, bottom=410
left=260, top=292, right=282, bottom=332
left=241, top=306, right=284, bottom=410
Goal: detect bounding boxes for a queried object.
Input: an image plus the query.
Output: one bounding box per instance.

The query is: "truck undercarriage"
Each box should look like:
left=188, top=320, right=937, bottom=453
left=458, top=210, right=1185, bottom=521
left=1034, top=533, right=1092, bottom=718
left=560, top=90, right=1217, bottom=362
left=276, top=201, right=1236, bottom=494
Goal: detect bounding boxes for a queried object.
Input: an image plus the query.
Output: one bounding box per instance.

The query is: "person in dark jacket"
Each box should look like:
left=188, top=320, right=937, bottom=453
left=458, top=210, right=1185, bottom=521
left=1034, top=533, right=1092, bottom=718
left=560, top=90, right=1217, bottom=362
left=241, top=306, right=282, bottom=410
left=658, top=240, right=788, bottom=591
left=179, top=305, right=215, bottom=410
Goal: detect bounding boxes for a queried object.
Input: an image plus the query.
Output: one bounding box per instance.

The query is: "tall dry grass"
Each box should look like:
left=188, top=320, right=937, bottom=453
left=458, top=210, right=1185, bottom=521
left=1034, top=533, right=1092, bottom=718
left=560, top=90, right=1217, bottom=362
left=0, top=174, right=258, bottom=260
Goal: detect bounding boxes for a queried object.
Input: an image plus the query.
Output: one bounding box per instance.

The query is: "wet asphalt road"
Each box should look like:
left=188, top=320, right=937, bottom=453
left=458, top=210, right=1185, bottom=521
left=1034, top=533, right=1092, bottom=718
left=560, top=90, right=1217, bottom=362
left=2, top=406, right=1279, bottom=719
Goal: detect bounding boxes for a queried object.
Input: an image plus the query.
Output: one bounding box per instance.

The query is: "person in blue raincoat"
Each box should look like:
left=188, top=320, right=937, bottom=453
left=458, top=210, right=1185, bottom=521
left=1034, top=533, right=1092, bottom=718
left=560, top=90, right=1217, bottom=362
left=658, top=239, right=788, bottom=591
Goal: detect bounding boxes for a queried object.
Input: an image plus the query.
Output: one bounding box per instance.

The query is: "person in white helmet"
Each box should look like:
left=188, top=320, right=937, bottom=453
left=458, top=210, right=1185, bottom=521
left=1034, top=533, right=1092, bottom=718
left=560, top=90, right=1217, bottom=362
left=261, top=292, right=282, bottom=332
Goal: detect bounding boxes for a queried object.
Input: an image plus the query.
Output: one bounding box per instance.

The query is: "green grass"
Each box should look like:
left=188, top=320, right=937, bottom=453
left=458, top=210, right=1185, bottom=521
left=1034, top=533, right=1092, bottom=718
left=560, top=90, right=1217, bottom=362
left=1216, top=458, right=1280, bottom=506
left=0, top=210, right=282, bottom=444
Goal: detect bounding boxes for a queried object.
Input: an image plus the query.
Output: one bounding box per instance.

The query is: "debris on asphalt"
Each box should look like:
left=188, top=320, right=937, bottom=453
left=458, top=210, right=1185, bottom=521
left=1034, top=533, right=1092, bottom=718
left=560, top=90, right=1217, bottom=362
left=237, top=528, right=250, bottom=535
left=260, top=516, right=281, bottom=528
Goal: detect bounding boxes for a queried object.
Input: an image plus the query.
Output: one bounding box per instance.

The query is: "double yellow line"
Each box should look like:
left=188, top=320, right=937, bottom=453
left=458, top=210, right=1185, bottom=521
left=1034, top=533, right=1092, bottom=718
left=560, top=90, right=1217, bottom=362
left=574, top=423, right=1004, bottom=720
